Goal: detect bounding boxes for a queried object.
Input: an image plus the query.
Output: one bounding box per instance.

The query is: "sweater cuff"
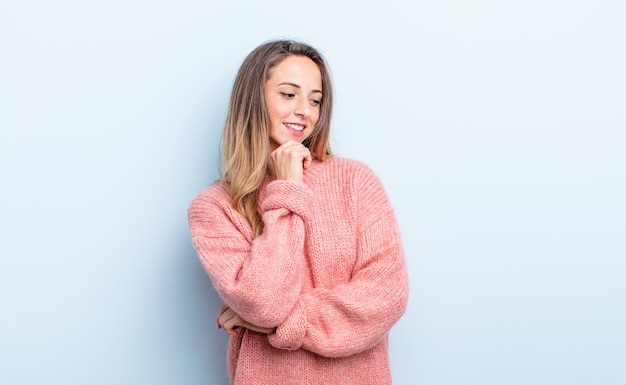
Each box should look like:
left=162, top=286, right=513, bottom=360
left=268, top=300, right=306, bottom=350
left=259, top=180, right=313, bottom=218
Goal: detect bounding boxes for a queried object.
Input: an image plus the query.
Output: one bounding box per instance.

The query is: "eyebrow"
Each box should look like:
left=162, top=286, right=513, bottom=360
left=278, top=82, right=322, bottom=94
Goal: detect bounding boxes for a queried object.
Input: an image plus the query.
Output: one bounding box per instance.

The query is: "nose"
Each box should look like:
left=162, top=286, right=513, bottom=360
left=294, top=98, right=309, bottom=118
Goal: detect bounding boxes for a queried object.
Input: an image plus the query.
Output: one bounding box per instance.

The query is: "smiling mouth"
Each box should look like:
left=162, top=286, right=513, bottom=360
left=284, top=123, right=305, bottom=131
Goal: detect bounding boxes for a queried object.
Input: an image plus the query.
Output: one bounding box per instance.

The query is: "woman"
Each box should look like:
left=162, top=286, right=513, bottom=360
left=188, top=39, right=409, bottom=385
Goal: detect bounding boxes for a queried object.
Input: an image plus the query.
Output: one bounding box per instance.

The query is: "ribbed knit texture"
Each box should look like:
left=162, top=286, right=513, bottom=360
left=188, top=157, right=409, bottom=385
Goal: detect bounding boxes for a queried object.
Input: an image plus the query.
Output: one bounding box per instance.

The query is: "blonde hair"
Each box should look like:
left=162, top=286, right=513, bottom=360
left=220, top=40, right=334, bottom=237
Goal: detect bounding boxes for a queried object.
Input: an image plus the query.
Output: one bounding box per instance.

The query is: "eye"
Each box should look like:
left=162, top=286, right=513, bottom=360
left=280, top=92, right=295, bottom=98
left=310, top=99, right=321, bottom=106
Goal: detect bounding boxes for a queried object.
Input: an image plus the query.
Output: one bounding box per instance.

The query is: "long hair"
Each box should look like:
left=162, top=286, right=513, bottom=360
left=220, top=40, right=334, bottom=237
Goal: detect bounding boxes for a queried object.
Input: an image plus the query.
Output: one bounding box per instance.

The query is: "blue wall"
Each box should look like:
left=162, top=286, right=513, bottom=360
left=1, top=1, right=624, bottom=384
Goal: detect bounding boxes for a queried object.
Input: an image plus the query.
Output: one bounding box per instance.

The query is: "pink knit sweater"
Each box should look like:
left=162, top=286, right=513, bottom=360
left=188, top=157, right=409, bottom=385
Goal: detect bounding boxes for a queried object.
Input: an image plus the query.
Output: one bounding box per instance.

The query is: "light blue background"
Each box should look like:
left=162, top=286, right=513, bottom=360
left=1, top=1, right=624, bottom=384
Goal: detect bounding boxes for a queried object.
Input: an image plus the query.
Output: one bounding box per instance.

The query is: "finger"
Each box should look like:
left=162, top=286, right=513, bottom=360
left=283, top=145, right=310, bottom=161
left=218, top=305, right=229, bottom=316
left=274, top=140, right=306, bottom=154
left=221, top=317, right=234, bottom=334
left=217, top=307, right=235, bottom=329
left=216, top=305, right=229, bottom=329
left=277, top=139, right=296, bottom=148
left=222, top=316, right=243, bottom=336
left=242, top=321, right=269, bottom=334
left=270, top=141, right=311, bottom=181
left=224, top=325, right=238, bottom=336
left=223, top=324, right=238, bottom=336
left=302, top=150, right=312, bottom=170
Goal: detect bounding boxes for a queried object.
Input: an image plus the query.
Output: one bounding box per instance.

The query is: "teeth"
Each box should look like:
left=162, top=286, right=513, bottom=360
left=285, top=123, right=304, bottom=131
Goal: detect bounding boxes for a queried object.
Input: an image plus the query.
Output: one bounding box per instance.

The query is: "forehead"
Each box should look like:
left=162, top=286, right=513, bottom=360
left=267, top=56, right=322, bottom=87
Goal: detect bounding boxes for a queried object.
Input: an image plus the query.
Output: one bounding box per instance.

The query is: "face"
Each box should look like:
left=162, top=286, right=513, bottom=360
left=264, top=55, right=322, bottom=149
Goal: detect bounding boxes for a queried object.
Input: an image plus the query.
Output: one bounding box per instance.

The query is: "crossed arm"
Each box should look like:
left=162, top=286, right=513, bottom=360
left=189, top=143, right=408, bottom=357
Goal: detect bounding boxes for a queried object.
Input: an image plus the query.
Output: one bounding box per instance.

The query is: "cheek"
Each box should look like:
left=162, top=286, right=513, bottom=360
left=312, top=109, right=321, bottom=125
left=266, top=96, right=280, bottom=120
left=269, top=102, right=289, bottom=122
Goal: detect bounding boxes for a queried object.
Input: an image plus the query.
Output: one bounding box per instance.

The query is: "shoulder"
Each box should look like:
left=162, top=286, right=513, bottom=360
left=188, top=181, right=234, bottom=222
left=331, top=157, right=386, bottom=192
left=311, top=155, right=391, bottom=211
left=325, top=157, right=394, bottom=226
left=188, top=181, right=253, bottom=239
left=189, top=181, right=230, bottom=209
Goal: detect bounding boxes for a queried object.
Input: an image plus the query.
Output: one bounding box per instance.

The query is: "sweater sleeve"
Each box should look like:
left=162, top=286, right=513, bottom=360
left=267, top=165, right=409, bottom=357
left=188, top=180, right=312, bottom=328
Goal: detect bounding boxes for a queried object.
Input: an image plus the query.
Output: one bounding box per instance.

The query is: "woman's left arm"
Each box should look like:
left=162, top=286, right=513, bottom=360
left=267, top=198, right=409, bottom=358
left=219, top=208, right=408, bottom=351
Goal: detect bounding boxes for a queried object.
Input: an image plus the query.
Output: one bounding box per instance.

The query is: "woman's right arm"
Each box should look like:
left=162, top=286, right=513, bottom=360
left=187, top=181, right=312, bottom=328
